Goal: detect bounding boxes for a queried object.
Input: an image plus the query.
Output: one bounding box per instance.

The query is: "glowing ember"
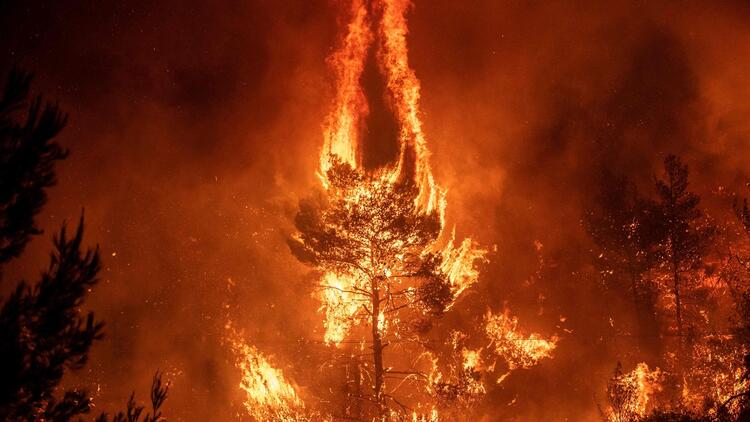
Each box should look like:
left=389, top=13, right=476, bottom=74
left=680, top=335, right=748, bottom=416
left=484, top=310, right=558, bottom=370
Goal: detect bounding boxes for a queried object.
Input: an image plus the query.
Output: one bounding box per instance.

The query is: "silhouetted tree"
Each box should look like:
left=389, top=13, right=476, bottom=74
left=584, top=169, right=663, bottom=356
left=0, top=68, right=167, bottom=421
left=652, top=155, right=714, bottom=348
left=0, top=67, right=68, bottom=267
left=96, top=373, right=169, bottom=422
left=0, top=218, right=103, bottom=420
left=719, top=196, right=750, bottom=420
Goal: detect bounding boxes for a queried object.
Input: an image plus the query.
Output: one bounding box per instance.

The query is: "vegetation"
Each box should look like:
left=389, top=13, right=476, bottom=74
left=0, top=68, right=167, bottom=421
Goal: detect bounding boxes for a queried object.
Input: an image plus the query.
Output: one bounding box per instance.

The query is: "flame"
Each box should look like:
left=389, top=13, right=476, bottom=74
left=320, top=0, right=372, bottom=179
left=440, top=234, right=487, bottom=307
left=412, top=408, right=439, bottom=422
left=484, top=310, right=558, bottom=370
left=377, top=0, right=442, bottom=215
left=607, top=363, right=663, bottom=421
left=230, top=336, right=309, bottom=421
left=315, top=0, right=486, bottom=346
left=462, top=349, right=481, bottom=371
left=318, top=272, right=362, bottom=345
left=318, top=0, right=443, bottom=216
left=623, top=363, right=662, bottom=418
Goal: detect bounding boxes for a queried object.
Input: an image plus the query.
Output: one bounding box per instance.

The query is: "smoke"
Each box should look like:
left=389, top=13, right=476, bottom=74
left=2, top=0, right=750, bottom=420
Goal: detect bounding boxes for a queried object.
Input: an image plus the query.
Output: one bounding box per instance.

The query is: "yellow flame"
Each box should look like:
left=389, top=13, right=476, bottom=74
left=608, top=363, right=662, bottom=421
left=412, top=408, right=439, bottom=422
left=484, top=310, right=558, bottom=370
left=462, top=348, right=481, bottom=371
left=320, top=0, right=372, bottom=180
left=440, top=234, right=487, bottom=307
left=230, top=336, right=309, bottom=421
left=318, top=272, right=362, bottom=345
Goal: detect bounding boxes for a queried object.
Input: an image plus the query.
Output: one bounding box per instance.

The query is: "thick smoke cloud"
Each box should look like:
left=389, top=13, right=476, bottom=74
left=2, top=0, right=750, bottom=420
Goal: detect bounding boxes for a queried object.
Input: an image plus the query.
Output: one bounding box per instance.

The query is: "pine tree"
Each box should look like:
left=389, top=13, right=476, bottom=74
left=0, top=67, right=168, bottom=421
left=0, top=67, right=68, bottom=267
left=0, top=218, right=104, bottom=420
left=652, top=155, right=714, bottom=349
left=584, top=169, right=662, bottom=356
left=288, top=158, right=475, bottom=419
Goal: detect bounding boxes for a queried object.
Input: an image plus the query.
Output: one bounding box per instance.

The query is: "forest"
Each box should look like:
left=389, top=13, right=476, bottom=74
left=2, top=0, right=750, bottom=421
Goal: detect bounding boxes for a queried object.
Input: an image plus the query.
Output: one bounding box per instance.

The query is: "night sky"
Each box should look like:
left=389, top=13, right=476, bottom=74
left=3, top=1, right=750, bottom=420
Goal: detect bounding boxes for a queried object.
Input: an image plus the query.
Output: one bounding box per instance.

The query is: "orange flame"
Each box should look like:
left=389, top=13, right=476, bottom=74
left=318, top=272, right=362, bottom=345
left=316, top=0, right=485, bottom=346
left=319, top=0, right=443, bottom=216
left=608, top=362, right=663, bottom=421
left=484, top=310, right=558, bottom=370
left=320, top=0, right=372, bottom=179
left=230, top=336, right=309, bottom=421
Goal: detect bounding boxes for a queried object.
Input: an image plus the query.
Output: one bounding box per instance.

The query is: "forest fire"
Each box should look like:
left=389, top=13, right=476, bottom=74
left=5, top=0, right=750, bottom=421
left=231, top=337, right=309, bottom=421
left=605, top=363, right=663, bottom=422
left=236, top=0, right=554, bottom=418
left=484, top=310, right=558, bottom=370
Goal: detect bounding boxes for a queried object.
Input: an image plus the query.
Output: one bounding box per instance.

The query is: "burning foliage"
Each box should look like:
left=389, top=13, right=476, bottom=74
left=604, top=362, right=663, bottom=422
left=230, top=337, right=312, bottom=421
left=484, top=310, right=558, bottom=371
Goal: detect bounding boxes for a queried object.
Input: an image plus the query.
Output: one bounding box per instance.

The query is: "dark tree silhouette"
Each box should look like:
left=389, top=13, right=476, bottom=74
left=0, top=219, right=103, bottom=420
left=721, top=196, right=750, bottom=420
left=652, top=155, right=714, bottom=347
left=96, top=373, right=169, bottom=422
left=0, top=68, right=167, bottom=421
left=584, top=169, right=663, bottom=357
left=0, top=67, right=68, bottom=267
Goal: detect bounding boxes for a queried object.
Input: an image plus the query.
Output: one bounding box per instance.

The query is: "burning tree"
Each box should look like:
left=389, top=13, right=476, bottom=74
left=584, top=169, right=663, bottom=357
left=603, top=362, right=663, bottom=422
left=232, top=0, right=557, bottom=419
left=653, top=155, right=715, bottom=346
left=288, top=157, right=478, bottom=418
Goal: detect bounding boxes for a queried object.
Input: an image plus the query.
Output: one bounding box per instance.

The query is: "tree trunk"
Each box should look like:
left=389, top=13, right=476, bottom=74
left=371, top=276, right=386, bottom=419
left=673, top=259, right=683, bottom=342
